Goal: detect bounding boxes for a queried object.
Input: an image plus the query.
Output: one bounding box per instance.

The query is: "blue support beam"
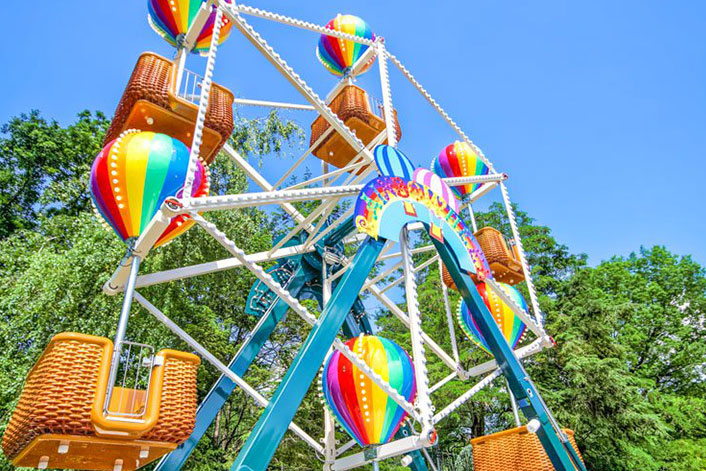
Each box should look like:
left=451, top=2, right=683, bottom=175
left=155, top=268, right=310, bottom=470
left=230, top=236, right=386, bottom=471
left=165, top=219, right=578, bottom=471
left=431, top=237, right=585, bottom=471
left=161, top=226, right=427, bottom=471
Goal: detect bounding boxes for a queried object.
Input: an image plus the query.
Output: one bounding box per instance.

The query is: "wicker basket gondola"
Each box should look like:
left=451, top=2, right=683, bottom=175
left=104, top=52, right=234, bottom=165
left=474, top=227, right=524, bottom=285
left=441, top=226, right=525, bottom=290
left=310, top=84, right=401, bottom=171
left=2, top=333, right=200, bottom=471
left=471, top=426, right=584, bottom=471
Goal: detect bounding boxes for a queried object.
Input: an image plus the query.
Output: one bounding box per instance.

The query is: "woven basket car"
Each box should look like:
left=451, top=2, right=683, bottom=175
left=2, top=333, right=200, bottom=471
left=471, top=426, right=584, bottom=471
left=474, top=226, right=524, bottom=285
left=442, top=226, right=525, bottom=290
left=310, top=84, right=401, bottom=172
left=104, top=52, right=234, bottom=165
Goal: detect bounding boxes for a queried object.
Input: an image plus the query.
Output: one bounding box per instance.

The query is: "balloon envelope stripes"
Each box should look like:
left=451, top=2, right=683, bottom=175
left=457, top=282, right=528, bottom=355
left=90, top=130, right=209, bottom=247
left=148, top=0, right=233, bottom=55
left=316, top=14, right=376, bottom=77
left=413, top=167, right=461, bottom=213
left=321, top=335, right=416, bottom=446
left=433, top=141, right=489, bottom=198
left=374, top=144, right=416, bottom=180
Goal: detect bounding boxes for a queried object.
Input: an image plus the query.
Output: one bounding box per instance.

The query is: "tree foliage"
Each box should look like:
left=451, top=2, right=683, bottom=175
left=0, top=110, right=110, bottom=238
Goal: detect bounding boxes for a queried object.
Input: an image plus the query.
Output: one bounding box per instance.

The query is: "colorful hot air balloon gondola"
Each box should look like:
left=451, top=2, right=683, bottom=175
left=457, top=282, right=528, bottom=355
left=321, top=335, right=416, bottom=447
left=432, top=141, right=489, bottom=198
left=90, top=130, right=209, bottom=248
left=148, top=0, right=233, bottom=55
left=317, top=14, right=376, bottom=77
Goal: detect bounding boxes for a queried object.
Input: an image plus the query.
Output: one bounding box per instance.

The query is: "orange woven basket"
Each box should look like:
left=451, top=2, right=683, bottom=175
left=105, top=52, right=234, bottom=165
left=310, top=84, right=401, bottom=171
left=441, top=263, right=458, bottom=290
left=473, top=227, right=524, bottom=285
left=440, top=226, right=525, bottom=290
left=471, top=426, right=584, bottom=471
left=2, top=333, right=200, bottom=471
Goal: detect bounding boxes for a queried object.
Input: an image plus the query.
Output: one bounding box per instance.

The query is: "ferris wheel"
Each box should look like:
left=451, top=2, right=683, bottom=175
left=2, top=2, right=587, bottom=471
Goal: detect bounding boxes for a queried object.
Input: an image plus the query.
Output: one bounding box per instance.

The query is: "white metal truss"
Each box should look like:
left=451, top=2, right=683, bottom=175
left=99, top=2, right=559, bottom=469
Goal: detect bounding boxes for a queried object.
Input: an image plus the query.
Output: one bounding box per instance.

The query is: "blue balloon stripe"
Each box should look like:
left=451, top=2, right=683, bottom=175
left=386, top=343, right=414, bottom=442
left=155, top=139, right=189, bottom=206
left=374, top=145, right=416, bottom=179
left=148, top=3, right=176, bottom=39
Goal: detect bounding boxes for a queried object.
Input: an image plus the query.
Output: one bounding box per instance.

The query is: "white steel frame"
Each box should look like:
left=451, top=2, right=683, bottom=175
left=103, top=2, right=555, bottom=469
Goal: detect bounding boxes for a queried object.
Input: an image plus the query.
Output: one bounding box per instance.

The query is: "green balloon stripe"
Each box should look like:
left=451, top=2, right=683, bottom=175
left=352, top=21, right=364, bottom=69
left=140, top=134, right=173, bottom=232
left=380, top=337, right=403, bottom=437
left=187, top=0, right=201, bottom=28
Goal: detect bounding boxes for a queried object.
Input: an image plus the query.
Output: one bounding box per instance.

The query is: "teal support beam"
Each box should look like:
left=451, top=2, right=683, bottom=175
left=156, top=267, right=310, bottom=471
left=431, top=237, right=585, bottom=471
left=230, top=236, right=386, bottom=471
left=324, top=215, right=356, bottom=247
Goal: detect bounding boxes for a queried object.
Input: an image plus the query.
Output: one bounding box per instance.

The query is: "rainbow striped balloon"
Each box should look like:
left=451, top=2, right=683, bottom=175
left=322, top=335, right=416, bottom=446
left=90, top=130, right=209, bottom=248
left=457, top=282, right=528, bottom=355
left=432, top=141, right=489, bottom=198
left=148, top=0, right=233, bottom=56
left=317, top=14, right=376, bottom=77
left=413, top=168, right=460, bottom=213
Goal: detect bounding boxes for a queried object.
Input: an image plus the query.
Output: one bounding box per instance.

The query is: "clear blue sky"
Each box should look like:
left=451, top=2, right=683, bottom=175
left=1, top=1, right=704, bottom=266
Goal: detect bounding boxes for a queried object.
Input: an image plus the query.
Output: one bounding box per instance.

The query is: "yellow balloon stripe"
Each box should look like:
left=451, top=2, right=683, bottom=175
left=490, top=285, right=513, bottom=340
left=341, top=16, right=356, bottom=70
left=367, top=336, right=390, bottom=443
left=125, top=132, right=153, bottom=237
left=176, top=0, right=188, bottom=36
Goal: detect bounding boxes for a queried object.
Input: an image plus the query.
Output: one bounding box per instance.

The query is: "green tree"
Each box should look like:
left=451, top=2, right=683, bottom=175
left=0, top=110, right=110, bottom=238
left=532, top=246, right=706, bottom=471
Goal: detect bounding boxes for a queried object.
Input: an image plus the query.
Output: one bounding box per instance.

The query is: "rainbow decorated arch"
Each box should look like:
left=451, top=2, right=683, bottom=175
left=354, top=175, right=492, bottom=279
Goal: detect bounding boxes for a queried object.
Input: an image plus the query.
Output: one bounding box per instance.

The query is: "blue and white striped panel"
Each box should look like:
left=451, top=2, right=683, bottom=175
left=374, top=145, right=416, bottom=179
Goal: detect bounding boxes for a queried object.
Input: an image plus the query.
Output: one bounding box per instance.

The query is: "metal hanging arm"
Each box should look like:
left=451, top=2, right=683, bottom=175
left=438, top=258, right=460, bottom=363
left=379, top=41, right=435, bottom=448
left=104, top=252, right=141, bottom=414
left=506, top=378, right=522, bottom=427
left=400, top=228, right=435, bottom=444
